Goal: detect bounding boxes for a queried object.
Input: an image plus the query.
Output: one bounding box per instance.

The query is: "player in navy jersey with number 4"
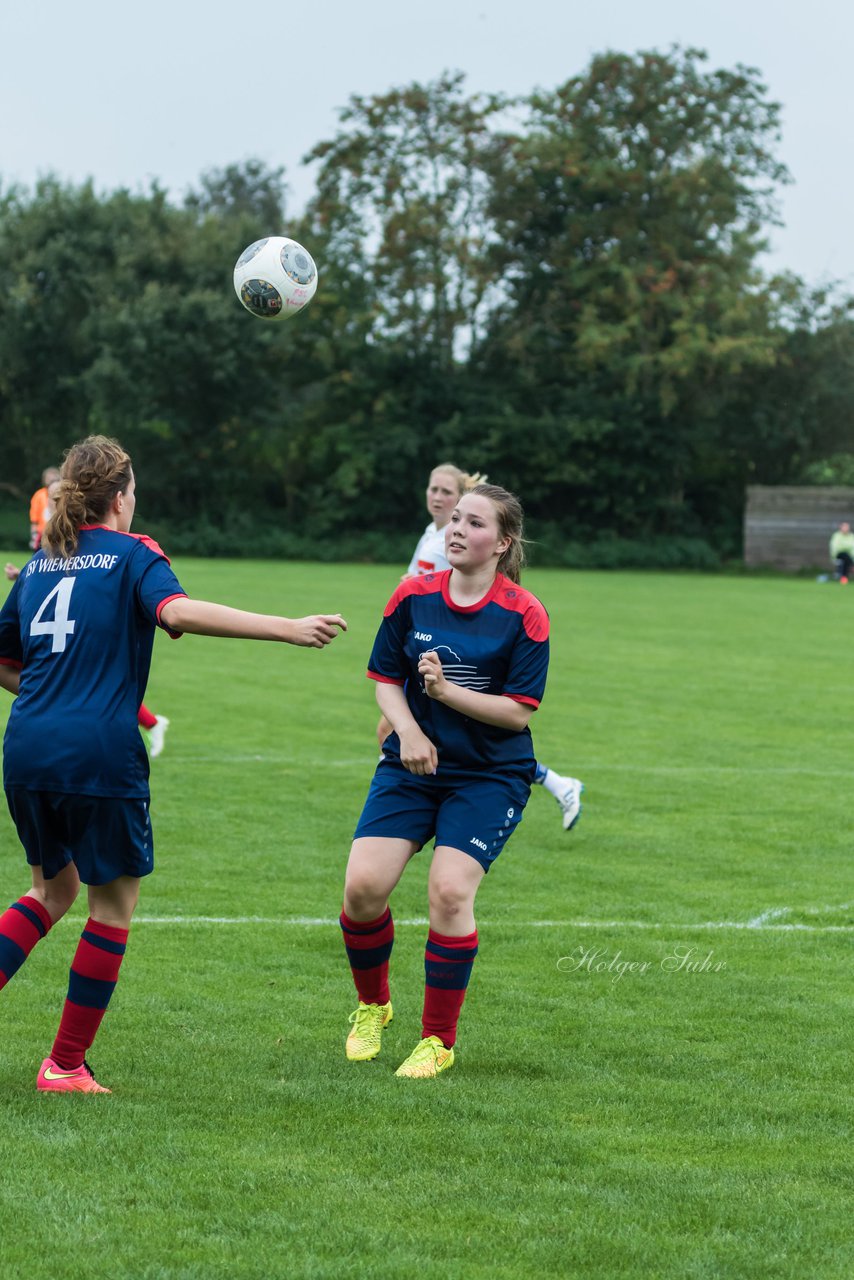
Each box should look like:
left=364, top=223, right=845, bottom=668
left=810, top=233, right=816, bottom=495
left=0, top=435, right=346, bottom=1095
left=341, top=483, right=547, bottom=1078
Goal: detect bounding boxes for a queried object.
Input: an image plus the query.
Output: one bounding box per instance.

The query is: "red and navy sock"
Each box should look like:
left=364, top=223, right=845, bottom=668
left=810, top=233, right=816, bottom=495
left=422, top=928, right=479, bottom=1048
left=340, top=907, right=394, bottom=1005
left=0, top=896, right=52, bottom=991
left=137, top=703, right=157, bottom=730
left=50, top=918, right=128, bottom=1070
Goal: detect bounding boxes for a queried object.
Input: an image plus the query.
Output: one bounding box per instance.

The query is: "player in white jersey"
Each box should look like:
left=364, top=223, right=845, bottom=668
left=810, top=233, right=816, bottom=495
left=378, top=463, right=584, bottom=832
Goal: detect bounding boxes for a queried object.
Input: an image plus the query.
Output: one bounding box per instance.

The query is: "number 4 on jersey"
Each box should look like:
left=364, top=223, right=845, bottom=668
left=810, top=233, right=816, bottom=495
left=30, top=576, right=76, bottom=653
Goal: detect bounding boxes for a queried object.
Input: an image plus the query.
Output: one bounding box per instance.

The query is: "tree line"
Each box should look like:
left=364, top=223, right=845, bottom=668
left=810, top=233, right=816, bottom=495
left=2, top=47, right=853, bottom=567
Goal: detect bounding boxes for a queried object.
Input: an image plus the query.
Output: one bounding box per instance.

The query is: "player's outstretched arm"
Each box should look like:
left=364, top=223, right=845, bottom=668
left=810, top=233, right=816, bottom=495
left=159, top=598, right=347, bottom=649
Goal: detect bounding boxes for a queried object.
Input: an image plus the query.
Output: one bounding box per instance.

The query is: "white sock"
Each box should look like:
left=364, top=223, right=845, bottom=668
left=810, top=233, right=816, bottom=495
left=541, top=768, right=569, bottom=799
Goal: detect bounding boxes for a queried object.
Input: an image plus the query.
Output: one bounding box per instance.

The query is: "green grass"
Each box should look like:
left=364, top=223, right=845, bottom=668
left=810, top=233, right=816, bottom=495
left=0, top=559, right=851, bottom=1279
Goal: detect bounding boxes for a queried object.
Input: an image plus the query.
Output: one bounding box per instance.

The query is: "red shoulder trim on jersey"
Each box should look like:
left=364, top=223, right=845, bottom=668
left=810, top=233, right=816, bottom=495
left=156, top=593, right=187, bottom=638
left=383, top=571, right=448, bottom=618
left=494, top=577, right=549, bottom=642
left=505, top=692, right=540, bottom=708
left=367, top=670, right=406, bottom=686
left=79, top=526, right=172, bottom=564
left=127, top=531, right=171, bottom=563
left=0, top=656, right=23, bottom=671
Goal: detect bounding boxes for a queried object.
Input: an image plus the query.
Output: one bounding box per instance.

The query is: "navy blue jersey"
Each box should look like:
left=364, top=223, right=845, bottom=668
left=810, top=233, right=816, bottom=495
left=0, top=526, right=186, bottom=798
left=368, top=570, right=549, bottom=776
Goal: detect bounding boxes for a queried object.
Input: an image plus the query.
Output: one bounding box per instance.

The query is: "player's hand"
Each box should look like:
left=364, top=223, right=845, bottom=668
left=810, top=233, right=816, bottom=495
left=418, top=651, right=447, bottom=700
left=399, top=728, right=438, bottom=776
left=288, top=614, right=348, bottom=648
left=4, top=563, right=20, bottom=582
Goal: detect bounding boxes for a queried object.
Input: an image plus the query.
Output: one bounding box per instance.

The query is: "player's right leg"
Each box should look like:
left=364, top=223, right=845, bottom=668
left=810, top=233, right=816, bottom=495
left=341, top=836, right=419, bottom=1061
left=40, top=874, right=141, bottom=1096
left=39, top=796, right=151, bottom=1094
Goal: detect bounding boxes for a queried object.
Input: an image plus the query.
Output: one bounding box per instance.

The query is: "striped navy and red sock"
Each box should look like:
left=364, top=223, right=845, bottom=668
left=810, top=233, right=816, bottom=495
left=340, top=907, right=394, bottom=1005
left=422, top=927, right=479, bottom=1048
left=50, top=918, right=128, bottom=1071
left=0, top=896, right=52, bottom=991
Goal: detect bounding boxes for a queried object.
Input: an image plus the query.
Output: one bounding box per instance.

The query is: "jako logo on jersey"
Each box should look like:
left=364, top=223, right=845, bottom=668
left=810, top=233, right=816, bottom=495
left=413, top=631, right=433, bottom=642
left=470, top=836, right=488, bottom=851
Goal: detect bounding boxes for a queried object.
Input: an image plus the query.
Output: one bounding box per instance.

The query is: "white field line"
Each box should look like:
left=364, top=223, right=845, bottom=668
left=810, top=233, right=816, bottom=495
left=127, top=913, right=854, bottom=933
left=170, top=754, right=852, bottom=778
left=746, top=906, right=792, bottom=927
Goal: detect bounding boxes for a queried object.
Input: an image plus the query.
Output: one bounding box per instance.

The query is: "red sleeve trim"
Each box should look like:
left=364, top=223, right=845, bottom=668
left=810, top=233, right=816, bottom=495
left=155, top=593, right=186, bottom=637
left=0, top=656, right=23, bottom=671
left=367, top=670, right=406, bottom=685
left=505, top=693, right=540, bottom=708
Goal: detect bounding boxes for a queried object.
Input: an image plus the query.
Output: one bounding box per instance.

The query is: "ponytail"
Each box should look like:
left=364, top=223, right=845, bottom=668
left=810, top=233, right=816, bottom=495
left=43, top=435, right=133, bottom=559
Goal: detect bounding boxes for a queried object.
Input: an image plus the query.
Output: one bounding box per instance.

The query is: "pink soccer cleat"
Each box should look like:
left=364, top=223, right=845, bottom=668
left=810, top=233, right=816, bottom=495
left=37, top=1056, right=111, bottom=1094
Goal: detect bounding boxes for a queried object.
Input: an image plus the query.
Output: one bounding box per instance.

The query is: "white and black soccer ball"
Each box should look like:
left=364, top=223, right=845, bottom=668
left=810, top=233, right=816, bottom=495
left=233, top=236, right=318, bottom=320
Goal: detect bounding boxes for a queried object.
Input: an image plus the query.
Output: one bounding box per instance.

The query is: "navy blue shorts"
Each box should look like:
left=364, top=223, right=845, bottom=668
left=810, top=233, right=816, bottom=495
left=5, top=789, right=154, bottom=885
left=353, top=758, right=532, bottom=871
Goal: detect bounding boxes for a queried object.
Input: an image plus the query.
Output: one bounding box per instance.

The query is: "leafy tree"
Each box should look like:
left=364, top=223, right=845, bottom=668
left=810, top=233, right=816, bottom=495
left=3, top=54, right=854, bottom=563
left=306, top=72, right=506, bottom=365
left=475, top=47, right=792, bottom=537
left=184, top=159, right=288, bottom=230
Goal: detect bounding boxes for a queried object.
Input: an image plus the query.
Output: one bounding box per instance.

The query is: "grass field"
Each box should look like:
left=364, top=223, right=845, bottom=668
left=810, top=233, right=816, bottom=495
left=0, top=558, right=851, bottom=1280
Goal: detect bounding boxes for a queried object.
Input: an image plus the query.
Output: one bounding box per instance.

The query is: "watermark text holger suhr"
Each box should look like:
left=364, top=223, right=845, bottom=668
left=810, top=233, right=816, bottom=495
left=557, top=945, right=727, bottom=984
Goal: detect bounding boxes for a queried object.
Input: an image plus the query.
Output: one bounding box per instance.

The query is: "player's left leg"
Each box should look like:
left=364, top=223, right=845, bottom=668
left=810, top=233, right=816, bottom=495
left=138, top=704, right=169, bottom=758
left=0, top=862, right=80, bottom=992
left=395, top=845, right=484, bottom=1080
left=1, top=790, right=81, bottom=993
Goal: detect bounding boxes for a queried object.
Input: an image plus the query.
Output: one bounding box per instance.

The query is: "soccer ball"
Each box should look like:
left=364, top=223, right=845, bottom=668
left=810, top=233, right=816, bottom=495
left=233, top=236, right=318, bottom=320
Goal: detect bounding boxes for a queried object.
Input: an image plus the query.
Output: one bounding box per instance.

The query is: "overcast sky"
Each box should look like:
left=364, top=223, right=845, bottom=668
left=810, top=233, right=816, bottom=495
left=1, top=0, right=849, bottom=287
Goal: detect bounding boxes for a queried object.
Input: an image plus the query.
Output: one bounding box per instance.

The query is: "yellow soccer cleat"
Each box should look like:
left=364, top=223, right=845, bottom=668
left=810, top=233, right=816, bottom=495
left=346, top=1000, right=393, bottom=1061
left=394, top=1035, right=455, bottom=1079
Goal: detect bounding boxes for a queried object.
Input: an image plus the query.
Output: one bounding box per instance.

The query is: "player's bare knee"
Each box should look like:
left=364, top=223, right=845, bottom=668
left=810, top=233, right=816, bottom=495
left=344, top=873, right=387, bottom=920
left=428, top=877, right=469, bottom=921
left=36, top=879, right=79, bottom=922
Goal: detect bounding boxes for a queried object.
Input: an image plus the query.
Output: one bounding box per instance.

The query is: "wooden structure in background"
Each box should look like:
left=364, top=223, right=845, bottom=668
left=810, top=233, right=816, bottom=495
left=744, top=486, right=854, bottom=570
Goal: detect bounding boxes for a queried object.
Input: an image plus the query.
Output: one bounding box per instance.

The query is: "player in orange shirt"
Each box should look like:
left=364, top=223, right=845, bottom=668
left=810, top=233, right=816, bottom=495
left=29, top=468, right=61, bottom=550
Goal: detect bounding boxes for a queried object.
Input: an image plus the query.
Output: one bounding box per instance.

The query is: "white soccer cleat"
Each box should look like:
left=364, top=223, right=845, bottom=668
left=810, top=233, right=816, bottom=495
left=148, top=715, right=170, bottom=759
left=556, top=777, right=584, bottom=831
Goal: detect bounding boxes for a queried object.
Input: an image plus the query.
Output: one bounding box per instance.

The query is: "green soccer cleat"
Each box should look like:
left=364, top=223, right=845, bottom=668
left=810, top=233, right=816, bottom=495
left=346, top=1000, right=393, bottom=1061
left=394, top=1035, right=455, bottom=1079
